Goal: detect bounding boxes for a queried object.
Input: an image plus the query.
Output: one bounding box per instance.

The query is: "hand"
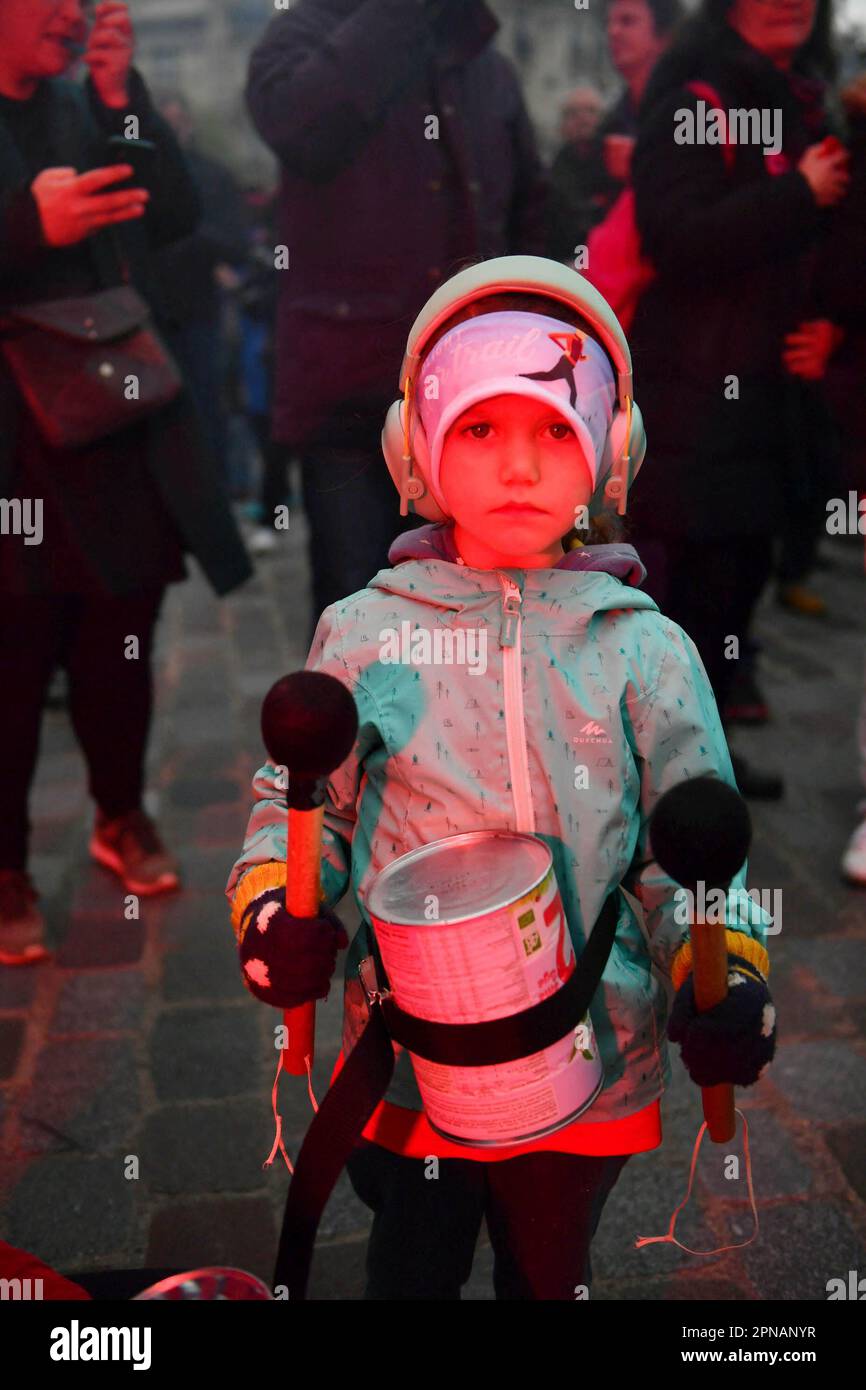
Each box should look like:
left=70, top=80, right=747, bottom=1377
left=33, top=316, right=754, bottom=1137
left=603, top=134, right=635, bottom=183
left=85, top=1, right=135, bottom=109
left=667, top=952, right=777, bottom=1087
left=238, top=887, right=349, bottom=1008
left=797, top=140, right=850, bottom=207
left=31, top=165, right=149, bottom=247
left=782, top=318, right=841, bottom=381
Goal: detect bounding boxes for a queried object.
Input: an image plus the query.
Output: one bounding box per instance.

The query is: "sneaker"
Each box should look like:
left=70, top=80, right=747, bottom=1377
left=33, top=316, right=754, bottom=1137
left=723, top=667, right=770, bottom=725
left=45, top=667, right=68, bottom=711
left=249, top=526, right=279, bottom=556
left=841, top=818, right=866, bottom=885
left=731, top=754, right=785, bottom=802
left=777, top=584, right=828, bottom=618
left=90, top=810, right=180, bottom=896
left=0, top=870, right=52, bottom=966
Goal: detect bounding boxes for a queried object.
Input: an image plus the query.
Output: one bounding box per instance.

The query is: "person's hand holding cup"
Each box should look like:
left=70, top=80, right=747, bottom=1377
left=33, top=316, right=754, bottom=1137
left=603, top=133, right=635, bottom=184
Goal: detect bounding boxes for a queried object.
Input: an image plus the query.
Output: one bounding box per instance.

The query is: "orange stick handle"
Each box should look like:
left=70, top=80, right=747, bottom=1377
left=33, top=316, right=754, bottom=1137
left=691, top=911, right=736, bottom=1143
left=281, top=805, right=325, bottom=1076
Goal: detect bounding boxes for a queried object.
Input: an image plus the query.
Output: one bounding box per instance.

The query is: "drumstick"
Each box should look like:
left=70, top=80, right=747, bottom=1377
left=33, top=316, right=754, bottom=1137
left=650, top=777, right=752, bottom=1143
left=260, top=672, right=359, bottom=1076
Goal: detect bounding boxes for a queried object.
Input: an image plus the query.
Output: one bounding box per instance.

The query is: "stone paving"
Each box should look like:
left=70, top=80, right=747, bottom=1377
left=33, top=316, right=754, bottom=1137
left=1, top=509, right=865, bottom=1301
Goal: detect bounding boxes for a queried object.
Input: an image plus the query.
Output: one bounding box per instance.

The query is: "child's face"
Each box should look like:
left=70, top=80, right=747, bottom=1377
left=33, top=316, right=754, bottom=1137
left=439, top=394, right=594, bottom=569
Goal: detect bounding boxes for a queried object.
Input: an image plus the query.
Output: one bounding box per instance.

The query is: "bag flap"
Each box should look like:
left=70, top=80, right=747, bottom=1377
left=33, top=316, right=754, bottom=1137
left=3, top=287, right=151, bottom=343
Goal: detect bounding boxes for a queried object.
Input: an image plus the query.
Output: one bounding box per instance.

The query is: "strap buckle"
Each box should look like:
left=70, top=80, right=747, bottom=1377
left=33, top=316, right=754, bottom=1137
left=359, top=955, right=392, bottom=1009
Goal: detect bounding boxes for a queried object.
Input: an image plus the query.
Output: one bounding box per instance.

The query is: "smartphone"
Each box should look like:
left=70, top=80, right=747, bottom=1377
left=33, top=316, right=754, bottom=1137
left=105, top=135, right=158, bottom=191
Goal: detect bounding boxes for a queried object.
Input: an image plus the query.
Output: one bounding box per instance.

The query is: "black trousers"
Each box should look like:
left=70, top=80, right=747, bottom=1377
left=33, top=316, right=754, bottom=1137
left=299, top=423, right=425, bottom=639
left=637, top=537, right=774, bottom=713
left=0, top=590, right=165, bottom=870
left=249, top=414, right=289, bottom=525
left=346, top=1137, right=630, bottom=1300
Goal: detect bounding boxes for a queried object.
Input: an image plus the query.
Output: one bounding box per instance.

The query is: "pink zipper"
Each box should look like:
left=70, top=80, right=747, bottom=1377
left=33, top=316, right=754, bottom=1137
left=497, top=574, right=536, bottom=833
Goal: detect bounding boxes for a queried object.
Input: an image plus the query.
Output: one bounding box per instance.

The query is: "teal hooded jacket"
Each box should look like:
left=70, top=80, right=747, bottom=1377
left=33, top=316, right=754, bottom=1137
left=227, top=523, right=770, bottom=1121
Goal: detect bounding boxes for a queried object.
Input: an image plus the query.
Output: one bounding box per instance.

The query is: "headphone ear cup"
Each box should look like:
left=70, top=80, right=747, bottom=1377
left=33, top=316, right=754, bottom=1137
left=381, top=399, right=407, bottom=493
left=626, top=399, right=646, bottom=479
left=380, top=400, right=449, bottom=523
left=598, top=398, right=646, bottom=513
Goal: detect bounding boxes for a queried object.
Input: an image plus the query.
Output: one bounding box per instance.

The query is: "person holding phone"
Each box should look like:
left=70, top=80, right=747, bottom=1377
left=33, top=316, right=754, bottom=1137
left=0, top=1, right=251, bottom=965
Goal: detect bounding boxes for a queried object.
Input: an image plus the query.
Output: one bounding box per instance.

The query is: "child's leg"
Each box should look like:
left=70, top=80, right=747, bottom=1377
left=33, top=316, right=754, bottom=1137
left=484, top=1152, right=631, bottom=1301
left=346, top=1140, right=486, bottom=1300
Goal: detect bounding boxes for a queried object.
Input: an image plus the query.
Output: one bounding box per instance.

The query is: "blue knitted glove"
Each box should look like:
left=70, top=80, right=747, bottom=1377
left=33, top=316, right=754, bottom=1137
left=667, top=951, right=777, bottom=1087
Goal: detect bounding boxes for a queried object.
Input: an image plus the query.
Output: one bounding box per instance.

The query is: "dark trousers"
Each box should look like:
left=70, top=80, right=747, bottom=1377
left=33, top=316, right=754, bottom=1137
left=165, top=314, right=229, bottom=486
left=299, top=425, right=425, bottom=637
left=637, top=537, right=774, bottom=713
left=346, top=1138, right=630, bottom=1300
left=250, top=414, right=289, bottom=525
left=0, top=591, right=165, bottom=870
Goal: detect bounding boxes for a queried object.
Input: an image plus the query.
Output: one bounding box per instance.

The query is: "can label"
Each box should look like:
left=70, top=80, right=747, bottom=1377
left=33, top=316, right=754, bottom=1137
left=371, top=861, right=603, bottom=1145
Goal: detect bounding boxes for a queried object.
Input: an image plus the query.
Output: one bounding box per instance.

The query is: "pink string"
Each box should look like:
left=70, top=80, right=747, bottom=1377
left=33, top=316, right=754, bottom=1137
left=306, top=1055, right=319, bottom=1114
left=635, top=1108, right=759, bottom=1255
left=263, top=1050, right=319, bottom=1173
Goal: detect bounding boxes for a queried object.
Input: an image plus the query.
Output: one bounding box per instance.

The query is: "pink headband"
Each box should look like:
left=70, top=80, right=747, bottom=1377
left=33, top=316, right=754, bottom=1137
left=415, top=311, right=616, bottom=514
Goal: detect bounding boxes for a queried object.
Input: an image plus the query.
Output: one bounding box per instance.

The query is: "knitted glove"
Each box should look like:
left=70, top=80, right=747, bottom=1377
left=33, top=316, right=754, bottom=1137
left=238, top=886, right=348, bottom=1009
left=667, top=935, right=777, bottom=1088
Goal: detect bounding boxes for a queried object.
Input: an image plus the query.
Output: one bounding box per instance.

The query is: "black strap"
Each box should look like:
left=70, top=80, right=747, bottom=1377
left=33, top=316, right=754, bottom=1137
left=272, top=1001, right=395, bottom=1302
left=273, top=890, right=620, bottom=1300
left=381, top=890, right=619, bottom=1066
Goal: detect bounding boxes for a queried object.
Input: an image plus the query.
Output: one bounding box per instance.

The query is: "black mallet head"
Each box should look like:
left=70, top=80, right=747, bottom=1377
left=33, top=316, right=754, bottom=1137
left=261, top=671, right=359, bottom=800
left=649, top=775, right=751, bottom=893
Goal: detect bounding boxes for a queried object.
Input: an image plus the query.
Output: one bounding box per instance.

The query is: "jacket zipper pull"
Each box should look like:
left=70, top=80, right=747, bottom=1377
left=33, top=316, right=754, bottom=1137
left=500, top=583, right=522, bottom=648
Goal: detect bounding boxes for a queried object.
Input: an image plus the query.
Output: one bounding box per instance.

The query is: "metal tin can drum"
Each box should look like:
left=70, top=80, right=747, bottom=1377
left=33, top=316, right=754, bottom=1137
left=366, top=831, right=604, bottom=1147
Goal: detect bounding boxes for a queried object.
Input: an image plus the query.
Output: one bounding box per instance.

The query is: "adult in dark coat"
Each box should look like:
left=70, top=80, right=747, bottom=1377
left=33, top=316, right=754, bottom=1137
left=245, top=0, right=548, bottom=625
left=628, top=0, right=850, bottom=798
left=0, top=0, right=251, bottom=963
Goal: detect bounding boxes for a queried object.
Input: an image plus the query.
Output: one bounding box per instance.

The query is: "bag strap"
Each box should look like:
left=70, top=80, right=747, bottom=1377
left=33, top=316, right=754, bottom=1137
left=273, top=888, right=621, bottom=1300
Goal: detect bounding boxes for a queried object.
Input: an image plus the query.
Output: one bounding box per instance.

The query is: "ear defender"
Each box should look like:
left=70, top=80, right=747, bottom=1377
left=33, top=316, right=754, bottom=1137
left=381, top=256, right=647, bottom=522
left=381, top=392, right=447, bottom=522
left=599, top=398, right=646, bottom=517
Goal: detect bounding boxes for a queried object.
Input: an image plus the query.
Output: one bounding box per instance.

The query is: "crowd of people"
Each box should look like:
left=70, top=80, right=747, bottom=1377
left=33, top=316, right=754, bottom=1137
left=0, top=0, right=864, bottom=950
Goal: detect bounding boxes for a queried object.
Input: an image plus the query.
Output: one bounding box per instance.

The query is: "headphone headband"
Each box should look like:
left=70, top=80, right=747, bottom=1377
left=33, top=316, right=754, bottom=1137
left=400, top=255, right=634, bottom=411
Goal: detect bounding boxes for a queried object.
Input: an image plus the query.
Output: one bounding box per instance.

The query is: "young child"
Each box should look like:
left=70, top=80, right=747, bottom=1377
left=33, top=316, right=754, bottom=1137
left=226, top=256, right=776, bottom=1301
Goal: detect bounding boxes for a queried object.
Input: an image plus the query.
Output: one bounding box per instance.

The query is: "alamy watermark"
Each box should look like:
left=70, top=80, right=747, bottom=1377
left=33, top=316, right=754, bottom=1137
left=673, top=882, right=782, bottom=934
left=826, top=491, right=866, bottom=535
left=379, top=623, right=487, bottom=675
left=674, top=101, right=782, bottom=157
left=0, top=497, right=42, bottom=546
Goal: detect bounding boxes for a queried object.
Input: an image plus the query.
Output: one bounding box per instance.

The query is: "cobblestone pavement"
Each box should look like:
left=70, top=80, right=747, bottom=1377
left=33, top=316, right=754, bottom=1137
left=1, top=512, right=865, bottom=1301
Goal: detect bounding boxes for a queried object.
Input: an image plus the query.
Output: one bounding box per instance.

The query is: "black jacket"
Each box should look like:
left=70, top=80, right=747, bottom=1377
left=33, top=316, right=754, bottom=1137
left=152, top=147, right=249, bottom=327
left=0, top=71, right=251, bottom=596
left=245, top=0, right=548, bottom=448
left=629, top=24, right=844, bottom=540
left=546, top=139, right=618, bottom=261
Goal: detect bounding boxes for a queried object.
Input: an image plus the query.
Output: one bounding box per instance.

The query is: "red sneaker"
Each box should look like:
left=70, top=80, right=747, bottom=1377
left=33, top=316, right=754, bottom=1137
left=723, top=668, right=770, bottom=726
left=0, top=871, right=52, bottom=966
left=90, top=810, right=181, bottom=897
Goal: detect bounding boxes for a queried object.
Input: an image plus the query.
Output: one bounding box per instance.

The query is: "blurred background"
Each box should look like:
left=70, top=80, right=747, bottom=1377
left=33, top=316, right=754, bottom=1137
left=125, top=0, right=866, bottom=172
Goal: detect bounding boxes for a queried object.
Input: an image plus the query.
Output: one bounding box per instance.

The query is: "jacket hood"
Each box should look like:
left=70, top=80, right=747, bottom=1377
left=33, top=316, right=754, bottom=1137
left=375, top=521, right=653, bottom=618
